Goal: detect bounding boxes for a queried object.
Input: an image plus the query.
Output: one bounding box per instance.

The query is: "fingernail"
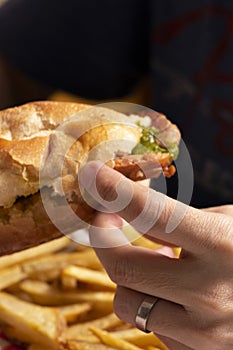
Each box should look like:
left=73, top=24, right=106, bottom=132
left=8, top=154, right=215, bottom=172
left=105, top=213, right=123, bottom=228
left=79, top=161, right=104, bottom=189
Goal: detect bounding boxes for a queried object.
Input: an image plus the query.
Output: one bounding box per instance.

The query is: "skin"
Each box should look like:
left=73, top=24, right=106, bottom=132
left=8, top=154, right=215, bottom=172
left=79, top=161, right=233, bottom=350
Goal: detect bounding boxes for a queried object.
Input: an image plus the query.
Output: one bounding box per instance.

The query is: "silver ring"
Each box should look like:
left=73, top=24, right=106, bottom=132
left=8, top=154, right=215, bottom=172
left=135, top=295, right=160, bottom=333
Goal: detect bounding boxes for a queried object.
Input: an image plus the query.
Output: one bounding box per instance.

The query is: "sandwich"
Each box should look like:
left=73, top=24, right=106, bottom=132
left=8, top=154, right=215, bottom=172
left=0, top=101, right=180, bottom=256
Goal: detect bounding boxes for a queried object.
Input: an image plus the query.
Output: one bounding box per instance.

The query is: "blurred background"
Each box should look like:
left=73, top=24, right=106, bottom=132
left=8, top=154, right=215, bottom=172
left=0, top=0, right=232, bottom=208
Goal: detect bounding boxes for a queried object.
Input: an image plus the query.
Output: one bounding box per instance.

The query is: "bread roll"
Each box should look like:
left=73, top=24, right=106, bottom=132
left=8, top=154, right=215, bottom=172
left=0, top=101, right=148, bottom=255
left=0, top=101, right=180, bottom=256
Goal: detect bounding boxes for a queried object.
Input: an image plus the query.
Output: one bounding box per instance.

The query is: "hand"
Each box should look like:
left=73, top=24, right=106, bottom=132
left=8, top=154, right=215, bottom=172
left=79, top=161, right=233, bottom=350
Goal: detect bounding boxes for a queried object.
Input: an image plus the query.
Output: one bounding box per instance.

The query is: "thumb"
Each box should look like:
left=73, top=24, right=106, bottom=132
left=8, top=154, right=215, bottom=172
left=80, top=161, right=232, bottom=255
left=79, top=160, right=136, bottom=213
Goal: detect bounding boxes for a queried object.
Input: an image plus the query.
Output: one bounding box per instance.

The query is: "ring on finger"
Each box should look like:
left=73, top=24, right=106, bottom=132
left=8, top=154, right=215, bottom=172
left=135, top=295, right=160, bottom=333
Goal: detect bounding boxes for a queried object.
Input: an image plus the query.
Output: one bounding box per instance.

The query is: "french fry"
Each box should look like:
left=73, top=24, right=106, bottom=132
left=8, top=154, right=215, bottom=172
left=29, top=268, right=62, bottom=282
left=125, top=222, right=181, bottom=259
left=3, top=326, right=59, bottom=349
left=111, top=328, right=169, bottom=349
left=0, top=237, right=70, bottom=269
left=68, top=340, right=116, bottom=350
left=21, top=249, right=102, bottom=276
left=0, top=292, right=66, bottom=349
left=19, top=279, right=114, bottom=311
left=60, top=275, right=78, bottom=290
left=89, top=327, right=143, bottom=350
left=123, top=225, right=162, bottom=250
left=132, top=235, right=162, bottom=250
left=0, top=236, right=169, bottom=349
left=0, top=265, right=27, bottom=290
left=172, top=247, right=181, bottom=258
left=58, top=303, right=92, bottom=323
left=67, top=332, right=97, bottom=344
left=67, top=313, right=123, bottom=340
left=62, top=266, right=116, bottom=290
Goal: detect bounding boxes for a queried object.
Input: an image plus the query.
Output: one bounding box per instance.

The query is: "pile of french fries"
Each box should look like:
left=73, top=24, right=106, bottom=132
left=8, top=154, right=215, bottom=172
left=0, top=227, right=173, bottom=350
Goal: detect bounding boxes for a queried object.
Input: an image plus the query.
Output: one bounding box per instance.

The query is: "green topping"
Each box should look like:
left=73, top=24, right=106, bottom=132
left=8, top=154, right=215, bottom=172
left=167, top=144, right=179, bottom=160
left=131, top=143, right=148, bottom=155
left=140, top=126, right=159, bottom=146
left=132, top=125, right=179, bottom=160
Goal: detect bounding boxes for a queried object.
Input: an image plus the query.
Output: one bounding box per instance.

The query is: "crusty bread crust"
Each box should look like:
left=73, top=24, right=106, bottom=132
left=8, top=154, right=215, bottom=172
left=0, top=101, right=142, bottom=255
left=0, top=101, right=91, bottom=208
left=0, top=101, right=91, bottom=140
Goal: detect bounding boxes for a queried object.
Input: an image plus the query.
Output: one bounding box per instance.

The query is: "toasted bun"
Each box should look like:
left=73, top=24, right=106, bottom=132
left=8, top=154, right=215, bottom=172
left=0, top=101, right=144, bottom=256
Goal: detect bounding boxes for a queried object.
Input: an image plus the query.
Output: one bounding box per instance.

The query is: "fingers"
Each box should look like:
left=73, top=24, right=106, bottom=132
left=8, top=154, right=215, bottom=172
left=90, top=212, right=191, bottom=305
left=114, top=286, right=205, bottom=349
left=80, top=161, right=230, bottom=253
left=202, top=205, right=233, bottom=217
left=114, top=286, right=189, bottom=336
left=158, top=335, right=194, bottom=350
